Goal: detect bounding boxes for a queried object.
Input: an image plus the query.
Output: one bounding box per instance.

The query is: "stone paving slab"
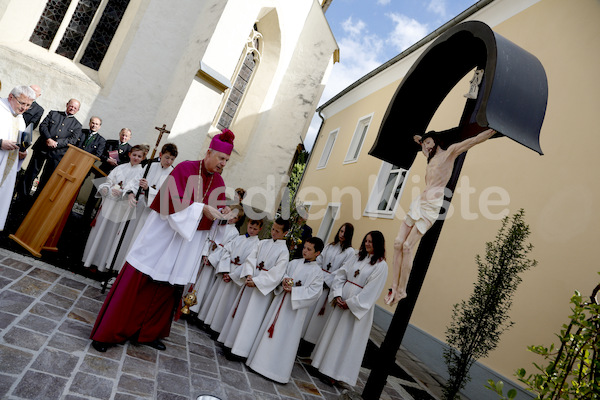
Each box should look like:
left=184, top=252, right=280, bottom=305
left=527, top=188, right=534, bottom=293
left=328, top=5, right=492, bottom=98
left=0, top=248, right=441, bottom=400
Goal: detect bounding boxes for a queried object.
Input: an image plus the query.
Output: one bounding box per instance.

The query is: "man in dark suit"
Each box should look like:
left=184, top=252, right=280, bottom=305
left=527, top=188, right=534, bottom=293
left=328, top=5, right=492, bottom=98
left=100, top=128, right=132, bottom=174
left=83, top=127, right=132, bottom=221
left=22, top=85, right=44, bottom=131
left=78, top=116, right=106, bottom=158
left=21, top=98, right=82, bottom=197
left=79, top=116, right=107, bottom=221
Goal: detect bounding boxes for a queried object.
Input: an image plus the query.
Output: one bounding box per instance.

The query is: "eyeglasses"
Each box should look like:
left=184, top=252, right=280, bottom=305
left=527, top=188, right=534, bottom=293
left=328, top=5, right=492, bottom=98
left=11, top=95, right=32, bottom=109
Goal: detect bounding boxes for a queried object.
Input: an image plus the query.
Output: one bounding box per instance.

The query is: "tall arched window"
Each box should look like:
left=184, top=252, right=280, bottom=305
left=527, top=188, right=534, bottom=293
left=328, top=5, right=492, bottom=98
left=216, top=24, right=262, bottom=130
left=29, top=0, right=130, bottom=70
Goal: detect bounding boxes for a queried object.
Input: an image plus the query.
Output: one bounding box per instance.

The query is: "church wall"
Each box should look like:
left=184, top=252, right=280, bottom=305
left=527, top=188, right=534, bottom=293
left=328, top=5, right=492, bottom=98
left=217, top=1, right=338, bottom=213
left=0, top=0, right=336, bottom=195
left=297, top=0, right=599, bottom=396
left=87, top=0, right=228, bottom=157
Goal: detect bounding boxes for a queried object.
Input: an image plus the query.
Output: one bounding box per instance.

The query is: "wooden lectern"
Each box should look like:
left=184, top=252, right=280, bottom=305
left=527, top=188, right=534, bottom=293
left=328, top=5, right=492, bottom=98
left=10, top=145, right=99, bottom=257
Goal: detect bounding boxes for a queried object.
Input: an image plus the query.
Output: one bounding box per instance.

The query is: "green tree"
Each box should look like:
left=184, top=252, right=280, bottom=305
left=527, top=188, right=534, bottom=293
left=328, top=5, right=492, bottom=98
left=287, top=154, right=307, bottom=204
left=443, top=209, right=537, bottom=399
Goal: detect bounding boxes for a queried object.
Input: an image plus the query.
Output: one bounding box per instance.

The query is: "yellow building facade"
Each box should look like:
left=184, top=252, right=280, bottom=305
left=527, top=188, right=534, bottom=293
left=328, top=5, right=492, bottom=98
left=297, top=0, right=599, bottom=397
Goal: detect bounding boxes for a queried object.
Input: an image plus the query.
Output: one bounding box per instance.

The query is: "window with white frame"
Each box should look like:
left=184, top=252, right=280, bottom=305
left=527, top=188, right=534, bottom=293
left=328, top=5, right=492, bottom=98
left=316, top=203, right=340, bottom=241
left=316, top=129, right=338, bottom=169
left=344, top=114, right=372, bottom=163
left=29, top=0, right=131, bottom=71
left=365, top=162, right=408, bottom=218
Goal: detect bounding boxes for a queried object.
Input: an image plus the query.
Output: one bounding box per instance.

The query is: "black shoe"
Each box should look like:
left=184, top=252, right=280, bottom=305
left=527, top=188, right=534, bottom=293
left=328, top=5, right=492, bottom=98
left=141, top=339, right=166, bottom=351
left=92, top=340, right=109, bottom=352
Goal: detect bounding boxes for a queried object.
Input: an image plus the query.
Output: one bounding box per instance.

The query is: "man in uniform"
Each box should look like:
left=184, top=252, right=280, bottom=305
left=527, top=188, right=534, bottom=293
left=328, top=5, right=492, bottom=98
left=21, top=98, right=82, bottom=198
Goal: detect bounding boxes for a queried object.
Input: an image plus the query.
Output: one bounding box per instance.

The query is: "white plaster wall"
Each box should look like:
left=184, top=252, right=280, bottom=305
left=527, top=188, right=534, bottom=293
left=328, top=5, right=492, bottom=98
left=169, top=78, right=223, bottom=161
left=0, top=0, right=338, bottom=214
left=222, top=1, right=337, bottom=212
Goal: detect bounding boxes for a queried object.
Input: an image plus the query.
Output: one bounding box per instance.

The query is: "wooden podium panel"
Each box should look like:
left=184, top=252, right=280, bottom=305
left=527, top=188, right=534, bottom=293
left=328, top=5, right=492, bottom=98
left=10, top=145, right=99, bottom=257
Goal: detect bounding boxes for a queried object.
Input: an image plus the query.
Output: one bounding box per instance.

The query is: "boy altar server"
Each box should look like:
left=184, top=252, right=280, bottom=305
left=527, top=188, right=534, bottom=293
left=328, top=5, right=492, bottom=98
left=246, top=237, right=324, bottom=383
left=218, top=217, right=290, bottom=358
left=200, top=218, right=263, bottom=334
left=189, top=204, right=244, bottom=318
left=109, top=143, right=178, bottom=272
left=302, top=223, right=355, bottom=347
left=82, top=144, right=148, bottom=272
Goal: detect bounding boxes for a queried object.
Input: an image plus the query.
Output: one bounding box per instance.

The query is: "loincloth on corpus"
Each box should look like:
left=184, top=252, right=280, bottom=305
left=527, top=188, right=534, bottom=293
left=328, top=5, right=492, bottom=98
left=405, top=195, right=444, bottom=234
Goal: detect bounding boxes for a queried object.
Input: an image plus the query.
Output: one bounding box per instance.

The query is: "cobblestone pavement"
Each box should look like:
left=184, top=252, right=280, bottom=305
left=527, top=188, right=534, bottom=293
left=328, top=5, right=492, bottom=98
left=0, top=247, right=442, bottom=400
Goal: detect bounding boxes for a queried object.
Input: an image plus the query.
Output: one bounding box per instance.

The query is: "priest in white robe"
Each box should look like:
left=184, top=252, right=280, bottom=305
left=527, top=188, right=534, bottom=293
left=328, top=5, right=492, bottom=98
left=246, top=237, right=324, bottom=383
left=217, top=217, right=290, bottom=358
left=311, top=231, right=388, bottom=386
left=0, top=86, right=35, bottom=231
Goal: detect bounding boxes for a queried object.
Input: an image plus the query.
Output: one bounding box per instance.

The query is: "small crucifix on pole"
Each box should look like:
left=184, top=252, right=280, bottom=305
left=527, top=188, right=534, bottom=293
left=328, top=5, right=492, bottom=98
left=151, top=124, right=171, bottom=160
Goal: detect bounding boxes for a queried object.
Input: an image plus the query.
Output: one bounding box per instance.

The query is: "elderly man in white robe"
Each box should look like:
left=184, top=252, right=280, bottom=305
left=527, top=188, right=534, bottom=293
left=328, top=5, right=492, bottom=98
left=246, top=237, right=324, bottom=383
left=217, top=217, right=290, bottom=358
left=0, top=86, right=35, bottom=231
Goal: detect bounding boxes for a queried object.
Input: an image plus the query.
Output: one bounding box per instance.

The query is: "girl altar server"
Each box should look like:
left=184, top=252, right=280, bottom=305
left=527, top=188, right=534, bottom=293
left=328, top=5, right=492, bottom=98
left=310, top=231, right=388, bottom=386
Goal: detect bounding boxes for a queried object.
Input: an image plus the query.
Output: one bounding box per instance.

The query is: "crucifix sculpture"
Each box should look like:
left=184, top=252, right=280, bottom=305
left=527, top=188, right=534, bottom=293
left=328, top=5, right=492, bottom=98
left=362, top=21, right=548, bottom=399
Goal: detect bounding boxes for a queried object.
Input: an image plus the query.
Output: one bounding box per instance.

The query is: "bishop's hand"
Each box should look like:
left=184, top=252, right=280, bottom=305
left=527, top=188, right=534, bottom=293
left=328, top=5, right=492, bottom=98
left=203, top=205, right=225, bottom=221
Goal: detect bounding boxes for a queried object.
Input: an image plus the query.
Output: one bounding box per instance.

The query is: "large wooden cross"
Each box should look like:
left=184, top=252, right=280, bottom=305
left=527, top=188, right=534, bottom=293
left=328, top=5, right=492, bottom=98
left=362, top=21, right=547, bottom=399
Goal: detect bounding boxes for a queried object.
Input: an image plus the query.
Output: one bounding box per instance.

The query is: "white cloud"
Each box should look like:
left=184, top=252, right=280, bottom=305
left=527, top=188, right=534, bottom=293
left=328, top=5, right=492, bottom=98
left=341, top=16, right=366, bottom=37
left=304, top=16, right=385, bottom=150
left=386, top=13, right=428, bottom=52
left=325, top=16, right=384, bottom=102
left=427, top=0, right=447, bottom=18
left=377, top=0, right=391, bottom=5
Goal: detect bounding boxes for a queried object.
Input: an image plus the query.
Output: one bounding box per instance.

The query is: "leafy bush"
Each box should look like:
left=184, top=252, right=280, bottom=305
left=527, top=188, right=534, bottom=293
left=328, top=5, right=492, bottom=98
left=488, top=280, right=599, bottom=399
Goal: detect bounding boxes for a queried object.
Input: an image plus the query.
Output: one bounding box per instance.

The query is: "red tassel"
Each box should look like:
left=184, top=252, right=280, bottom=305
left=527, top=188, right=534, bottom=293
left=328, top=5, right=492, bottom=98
left=231, top=285, right=246, bottom=318
left=267, top=292, right=288, bottom=338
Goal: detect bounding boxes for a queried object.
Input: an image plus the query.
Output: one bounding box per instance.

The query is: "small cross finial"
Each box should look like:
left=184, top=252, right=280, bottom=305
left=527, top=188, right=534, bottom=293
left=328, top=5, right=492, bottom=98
left=150, top=124, right=171, bottom=160
left=155, top=124, right=170, bottom=136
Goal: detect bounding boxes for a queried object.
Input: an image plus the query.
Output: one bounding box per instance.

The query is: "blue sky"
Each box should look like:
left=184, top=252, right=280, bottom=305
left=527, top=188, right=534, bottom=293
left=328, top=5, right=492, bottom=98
left=304, top=0, right=479, bottom=150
